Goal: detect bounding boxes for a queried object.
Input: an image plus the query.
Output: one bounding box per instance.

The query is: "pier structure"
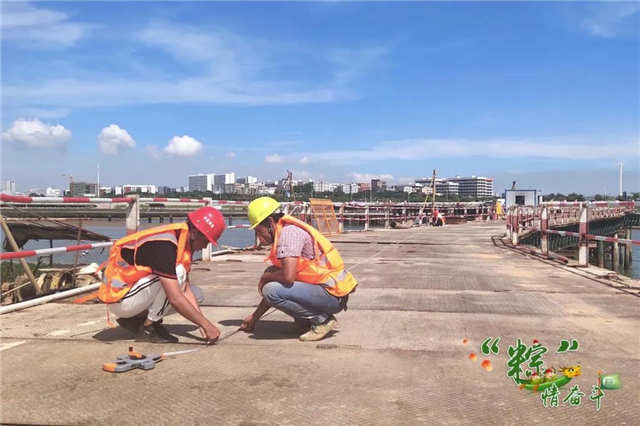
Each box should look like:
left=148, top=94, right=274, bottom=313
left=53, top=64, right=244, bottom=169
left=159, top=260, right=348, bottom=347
left=506, top=201, right=638, bottom=272
left=1, top=221, right=638, bottom=425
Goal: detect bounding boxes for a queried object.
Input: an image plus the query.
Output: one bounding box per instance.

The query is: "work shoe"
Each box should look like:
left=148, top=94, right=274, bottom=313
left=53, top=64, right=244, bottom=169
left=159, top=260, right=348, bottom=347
left=299, top=315, right=337, bottom=342
left=135, top=321, right=179, bottom=344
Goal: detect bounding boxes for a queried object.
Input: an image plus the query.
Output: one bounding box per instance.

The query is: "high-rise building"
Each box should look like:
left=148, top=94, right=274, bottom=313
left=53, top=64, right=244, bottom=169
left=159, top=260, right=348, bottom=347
left=341, top=183, right=358, bottom=194
left=2, top=180, right=16, bottom=194
left=213, top=173, right=235, bottom=193
left=188, top=174, right=212, bottom=192
left=371, top=179, right=386, bottom=192
left=447, top=176, right=494, bottom=198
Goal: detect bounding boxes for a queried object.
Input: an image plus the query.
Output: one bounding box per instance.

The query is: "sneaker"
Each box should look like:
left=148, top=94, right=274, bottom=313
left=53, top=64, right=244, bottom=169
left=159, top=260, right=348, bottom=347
left=135, top=321, right=179, bottom=344
left=299, top=315, right=337, bottom=342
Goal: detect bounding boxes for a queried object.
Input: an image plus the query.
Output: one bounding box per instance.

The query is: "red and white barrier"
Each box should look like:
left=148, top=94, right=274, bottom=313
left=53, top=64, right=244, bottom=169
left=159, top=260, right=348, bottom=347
left=0, top=194, right=133, bottom=204
left=544, top=229, right=639, bottom=246
left=0, top=241, right=114, bottom=260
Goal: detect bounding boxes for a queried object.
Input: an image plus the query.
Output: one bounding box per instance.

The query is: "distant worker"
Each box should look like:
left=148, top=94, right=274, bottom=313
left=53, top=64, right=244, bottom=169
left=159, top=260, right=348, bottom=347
left=240, top=197, right=358, bottom=341
left=432, top=209, right=445, bottom=227
left=98, top=207, right=225, bottom=344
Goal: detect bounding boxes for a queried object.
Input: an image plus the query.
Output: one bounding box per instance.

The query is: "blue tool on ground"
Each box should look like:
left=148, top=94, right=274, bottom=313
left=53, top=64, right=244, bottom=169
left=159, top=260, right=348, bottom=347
left=103, top=346, right=163, bottom=373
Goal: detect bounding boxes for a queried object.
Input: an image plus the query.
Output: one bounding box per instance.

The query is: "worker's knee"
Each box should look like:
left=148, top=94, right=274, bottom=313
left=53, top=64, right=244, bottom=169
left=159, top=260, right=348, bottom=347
left=261, top=281, right=282, bottom=302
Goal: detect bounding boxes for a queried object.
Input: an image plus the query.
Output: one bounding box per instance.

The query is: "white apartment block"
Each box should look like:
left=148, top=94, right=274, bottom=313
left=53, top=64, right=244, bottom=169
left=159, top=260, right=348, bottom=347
left=448, top=176, right=494, bottom=198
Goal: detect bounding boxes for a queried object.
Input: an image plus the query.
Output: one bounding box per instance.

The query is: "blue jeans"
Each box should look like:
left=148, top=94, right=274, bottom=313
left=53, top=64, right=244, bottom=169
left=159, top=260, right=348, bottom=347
left=262, top=281, right=343, bottom=325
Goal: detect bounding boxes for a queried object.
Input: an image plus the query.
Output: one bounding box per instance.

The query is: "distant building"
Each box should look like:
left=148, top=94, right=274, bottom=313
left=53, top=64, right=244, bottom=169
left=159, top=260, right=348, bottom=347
left=402, top=186, right=414, bottom=193
left=157, top=186, right=176, bottom=195
left=70, top=182, right=98, bottom=197
left=505, top=189, right=540, bottom=208
left=448, top=176, right=493, bottom=198
left=213, top=173, right=235, bottom=193
left=415, top=178, right=459, bottom=197
left=2, top=180, right=16, bottom=194
left=341, top=183, right=358, bottom=194
left=45, top=187, right=63, bottom=197
left=98, top=186, right=113, bottom=196
left=357, top=183, right=371, bottom=192
left=122, top=184, right=157, bottom=194
left=313, top=182, right=339, bottom=193
left=188, top=174, right=212, bottom=192
left=371, top=179, right=386, bottom=192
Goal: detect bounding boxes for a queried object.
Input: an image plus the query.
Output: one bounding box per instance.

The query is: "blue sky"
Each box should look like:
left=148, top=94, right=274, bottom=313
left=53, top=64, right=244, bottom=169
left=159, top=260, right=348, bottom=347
left=1, top=1, right=638, bottom=194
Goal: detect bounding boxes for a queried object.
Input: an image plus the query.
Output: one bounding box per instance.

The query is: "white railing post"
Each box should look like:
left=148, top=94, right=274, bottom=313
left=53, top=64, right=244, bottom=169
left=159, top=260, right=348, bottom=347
left=578, top=205, right=589, bottom=267
left=126, top=194, right=140, bottom=235
left=511, top=206, right=519, bottom=245
left=202, top=197, right=213, bottom=262
left=364, top=205, right=370, bottom=231
left=541, top=206, right=549, bottom=257
left=339, top=203, right=345, bottom=233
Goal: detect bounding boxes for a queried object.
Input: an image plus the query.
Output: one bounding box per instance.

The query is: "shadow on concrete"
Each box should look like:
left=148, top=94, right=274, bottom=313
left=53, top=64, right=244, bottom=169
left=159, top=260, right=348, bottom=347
left=219, top=319, right=338, bottom=341
left=91, top=324, right=202, bottom=342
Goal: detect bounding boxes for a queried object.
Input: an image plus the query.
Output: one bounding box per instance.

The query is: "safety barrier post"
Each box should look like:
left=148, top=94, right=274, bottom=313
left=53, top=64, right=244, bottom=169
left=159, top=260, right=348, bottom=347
left=625, top=228, right=632, bottom=264
left=597, top=241, right=604, bottom=267
left=384, top=203, right=390, bottom=229
left=511, top=207, right=519, bottom=245
left=540, top=206, right=549, bottom=257
left=364, top=205, right=370, bottom=231
left=612, top=234, right=619, bottom=272
left=578, top=205, right=589, bottom=267
left=339, top=203, right=345, bottom=233
left=126, top=194, right=140, bottom=235
left=402, top=202, right=407, bottom=223
left=0, top=216, right=40, bottom=293
left=202, top=197, right=213, bottom=263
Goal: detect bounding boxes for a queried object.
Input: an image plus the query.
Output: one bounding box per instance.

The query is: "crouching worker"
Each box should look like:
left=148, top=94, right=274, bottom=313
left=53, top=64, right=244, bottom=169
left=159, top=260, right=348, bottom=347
left=240, top=197, right=358, bottom=341
left=96, top=207, right=225, bottom=344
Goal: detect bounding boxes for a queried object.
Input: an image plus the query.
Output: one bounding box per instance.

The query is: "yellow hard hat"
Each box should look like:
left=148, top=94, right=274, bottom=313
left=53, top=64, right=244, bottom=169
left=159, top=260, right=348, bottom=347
left=248, top=196, right=280, bottom=229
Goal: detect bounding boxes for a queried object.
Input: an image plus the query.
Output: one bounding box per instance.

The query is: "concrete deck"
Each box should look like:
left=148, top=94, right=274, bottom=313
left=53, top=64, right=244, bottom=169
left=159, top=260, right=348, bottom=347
left=1, top=223, right=638, bottom=425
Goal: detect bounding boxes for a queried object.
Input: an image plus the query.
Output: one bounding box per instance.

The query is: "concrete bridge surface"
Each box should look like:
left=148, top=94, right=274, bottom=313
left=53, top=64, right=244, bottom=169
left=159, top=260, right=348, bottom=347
left=1, top=222, right=638, bottom=425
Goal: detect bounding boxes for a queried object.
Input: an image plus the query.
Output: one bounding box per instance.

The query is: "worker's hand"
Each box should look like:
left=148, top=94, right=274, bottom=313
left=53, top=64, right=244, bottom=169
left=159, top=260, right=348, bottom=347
left=203, top=324, right=220, bottom=344
left=240, top=314, right=256, bottom=332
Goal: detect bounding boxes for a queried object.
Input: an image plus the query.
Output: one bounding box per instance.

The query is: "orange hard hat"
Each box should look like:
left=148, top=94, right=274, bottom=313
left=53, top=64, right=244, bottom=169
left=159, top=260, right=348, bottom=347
left=187, top=206, right=226, bottom=246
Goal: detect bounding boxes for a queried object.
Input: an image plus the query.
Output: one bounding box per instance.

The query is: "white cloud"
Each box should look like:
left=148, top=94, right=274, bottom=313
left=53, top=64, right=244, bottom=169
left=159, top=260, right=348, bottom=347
left=310, top=138, right=639, bottom=163
left=2, top=21, right=383, bottom=110
left=581, top=3, right=640, bottom=37
left=299, top=156, right=311, bottom=164
left=98, top=124, right=136, bottom=155
left=350, top=172, right=395, bottom=182
left=1, top=3, right=90, bottom=47
left=225, top=151, right=237, bottom=158
left=265, top=154, right=285, bottom=164
left=2, top=118, right=71, bottom=149
left=14, top=107, right=70, bottom=119
left=164, top=136, right=203, bottom=157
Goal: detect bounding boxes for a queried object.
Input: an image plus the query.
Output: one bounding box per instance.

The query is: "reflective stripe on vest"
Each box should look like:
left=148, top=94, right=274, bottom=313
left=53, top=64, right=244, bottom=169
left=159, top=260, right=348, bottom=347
left=98, top=223, right=191, bottom=304
left=268, top=216, right=357, bottom=297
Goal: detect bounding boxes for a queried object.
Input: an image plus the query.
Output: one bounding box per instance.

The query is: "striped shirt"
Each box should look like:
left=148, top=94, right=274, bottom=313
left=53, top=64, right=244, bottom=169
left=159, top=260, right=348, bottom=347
left=276, top=224, right=315, bottom=260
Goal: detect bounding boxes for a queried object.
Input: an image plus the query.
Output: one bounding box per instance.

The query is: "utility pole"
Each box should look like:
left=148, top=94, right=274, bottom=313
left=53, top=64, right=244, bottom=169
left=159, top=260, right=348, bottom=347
left=619, top=162, right=623, bottom=197
left=431, top=169, right=436, bottom=212
left=97, top=163, right=100, bottom=197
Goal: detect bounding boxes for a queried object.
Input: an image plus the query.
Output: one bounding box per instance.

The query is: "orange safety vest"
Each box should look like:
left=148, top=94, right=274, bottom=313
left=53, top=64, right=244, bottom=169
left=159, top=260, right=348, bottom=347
left=97, top=223, right=192, bottom=304
left=268, top=216, right=358, bottom=297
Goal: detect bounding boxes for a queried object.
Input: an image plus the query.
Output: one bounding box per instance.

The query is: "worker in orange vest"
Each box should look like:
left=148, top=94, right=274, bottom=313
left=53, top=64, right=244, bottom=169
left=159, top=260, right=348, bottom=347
left=104, top=206, right=225, bottom=344
left=240, top=197, right=357, bottom=341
